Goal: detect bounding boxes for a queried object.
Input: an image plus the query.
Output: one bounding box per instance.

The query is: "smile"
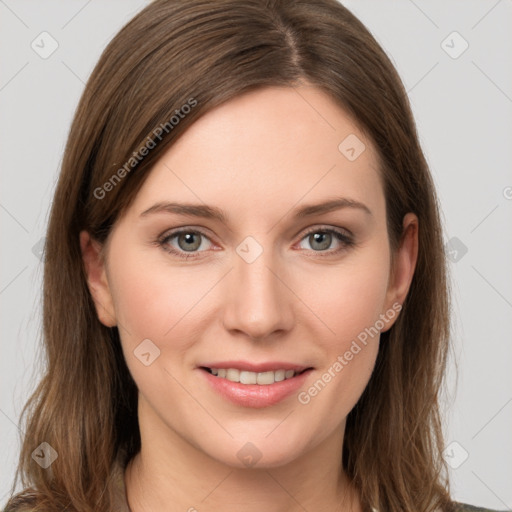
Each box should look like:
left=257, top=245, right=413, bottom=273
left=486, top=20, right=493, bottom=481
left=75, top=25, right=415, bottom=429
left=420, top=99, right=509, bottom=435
left=198, top=363, right=314, bottom=408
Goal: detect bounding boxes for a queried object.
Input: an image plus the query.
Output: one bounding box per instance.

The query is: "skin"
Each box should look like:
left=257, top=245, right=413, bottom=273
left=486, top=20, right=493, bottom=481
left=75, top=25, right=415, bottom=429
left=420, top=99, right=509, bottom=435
left=80, top=85, right=418, bottom=512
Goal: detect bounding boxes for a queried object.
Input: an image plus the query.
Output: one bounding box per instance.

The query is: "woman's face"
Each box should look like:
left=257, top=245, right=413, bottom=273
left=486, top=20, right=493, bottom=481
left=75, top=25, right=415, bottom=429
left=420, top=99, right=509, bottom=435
left=81, top=85, right=417, bottom=468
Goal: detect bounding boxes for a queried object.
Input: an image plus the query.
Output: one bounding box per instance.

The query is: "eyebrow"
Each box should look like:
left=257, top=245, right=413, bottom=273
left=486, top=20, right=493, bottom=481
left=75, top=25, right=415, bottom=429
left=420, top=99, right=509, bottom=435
left=139, top=197, right=372, bottom=222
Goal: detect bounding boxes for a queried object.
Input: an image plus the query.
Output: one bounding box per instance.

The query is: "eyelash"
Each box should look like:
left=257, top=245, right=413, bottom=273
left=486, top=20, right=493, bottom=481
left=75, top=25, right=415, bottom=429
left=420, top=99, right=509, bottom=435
left=156, top=226, right=355, bottom=260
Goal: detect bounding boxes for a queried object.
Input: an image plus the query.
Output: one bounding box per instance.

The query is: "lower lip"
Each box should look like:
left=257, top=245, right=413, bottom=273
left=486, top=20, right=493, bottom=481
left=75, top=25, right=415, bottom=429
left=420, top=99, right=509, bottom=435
left=199, top=368, right=313, bottom=409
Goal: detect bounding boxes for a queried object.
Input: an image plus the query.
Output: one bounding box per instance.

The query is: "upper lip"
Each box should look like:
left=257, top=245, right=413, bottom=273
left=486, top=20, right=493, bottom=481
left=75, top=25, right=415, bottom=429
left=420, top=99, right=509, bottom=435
left=199, top=360, right=312, bottom=373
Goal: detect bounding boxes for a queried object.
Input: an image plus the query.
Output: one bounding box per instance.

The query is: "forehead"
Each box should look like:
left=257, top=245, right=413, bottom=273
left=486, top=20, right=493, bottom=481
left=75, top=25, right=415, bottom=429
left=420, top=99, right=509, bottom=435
left=126, top=86, right=384, bottom=225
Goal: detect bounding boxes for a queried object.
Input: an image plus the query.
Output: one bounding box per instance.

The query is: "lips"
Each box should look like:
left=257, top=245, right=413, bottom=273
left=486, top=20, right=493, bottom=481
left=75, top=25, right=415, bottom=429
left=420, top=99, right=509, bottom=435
left=197, top=360, right=313, bottom=408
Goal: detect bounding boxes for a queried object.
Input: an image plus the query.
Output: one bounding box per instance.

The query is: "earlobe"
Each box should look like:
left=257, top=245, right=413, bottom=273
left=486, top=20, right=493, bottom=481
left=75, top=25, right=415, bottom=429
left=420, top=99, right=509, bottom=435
left=382, top=213, right=419, bottom=330
left=79, top=230, right=117, bottom=327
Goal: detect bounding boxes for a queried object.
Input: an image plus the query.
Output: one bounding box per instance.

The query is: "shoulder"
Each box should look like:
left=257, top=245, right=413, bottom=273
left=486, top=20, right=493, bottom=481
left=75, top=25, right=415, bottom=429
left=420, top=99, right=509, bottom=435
left=453, top=502, right=511, bottom=512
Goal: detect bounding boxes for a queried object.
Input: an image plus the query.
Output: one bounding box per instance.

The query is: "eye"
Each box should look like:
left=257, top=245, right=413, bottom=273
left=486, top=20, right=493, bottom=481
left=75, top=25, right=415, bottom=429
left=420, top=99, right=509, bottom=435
left=297, top=227, right=354, bottom=254
left=157, top=229, right=213, bottom=259
left=156, top=226, right=355, bottom=260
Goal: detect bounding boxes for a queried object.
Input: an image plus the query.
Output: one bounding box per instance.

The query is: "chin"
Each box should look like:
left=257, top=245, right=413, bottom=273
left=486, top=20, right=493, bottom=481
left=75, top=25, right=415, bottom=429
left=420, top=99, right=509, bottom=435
left=195, top=424, right=318, bottom=470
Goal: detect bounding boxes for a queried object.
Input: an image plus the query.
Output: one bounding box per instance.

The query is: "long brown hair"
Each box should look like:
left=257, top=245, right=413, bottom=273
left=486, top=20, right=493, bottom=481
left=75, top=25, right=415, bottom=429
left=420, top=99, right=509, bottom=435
left=4, top=1, right=453, bottom=510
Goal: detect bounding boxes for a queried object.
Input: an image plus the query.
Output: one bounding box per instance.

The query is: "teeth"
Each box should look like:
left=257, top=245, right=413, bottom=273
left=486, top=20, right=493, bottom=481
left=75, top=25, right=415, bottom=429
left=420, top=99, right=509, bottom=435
left=240, top=370, right=257, bottom=384
left=226, top=368, right=240, bottom=382
left=256, top=371, right=274, bottom=385
left=209, top=367, right=299, bottom=385
left=274, top=369, right=285, bottom=382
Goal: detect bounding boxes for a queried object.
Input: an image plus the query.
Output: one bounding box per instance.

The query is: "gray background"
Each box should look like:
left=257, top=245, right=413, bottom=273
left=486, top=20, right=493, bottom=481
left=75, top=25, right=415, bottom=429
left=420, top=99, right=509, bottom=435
left=1, top=0, right=511, bottom=508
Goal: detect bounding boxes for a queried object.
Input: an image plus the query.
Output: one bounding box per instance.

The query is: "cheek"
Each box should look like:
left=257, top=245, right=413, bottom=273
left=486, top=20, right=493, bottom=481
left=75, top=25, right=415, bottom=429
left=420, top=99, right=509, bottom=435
left=109, top=254, right=214, bottom=407
left=110, top=252, right=216, bottom=346
left=292, top=248, right=389, bottom=420
left=298, top=249, right=391, bottom=346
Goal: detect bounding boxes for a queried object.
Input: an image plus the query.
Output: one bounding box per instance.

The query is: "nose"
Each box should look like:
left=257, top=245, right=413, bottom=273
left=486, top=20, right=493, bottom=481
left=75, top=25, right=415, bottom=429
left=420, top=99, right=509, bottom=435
left=221, top=242, right=295, bottom=341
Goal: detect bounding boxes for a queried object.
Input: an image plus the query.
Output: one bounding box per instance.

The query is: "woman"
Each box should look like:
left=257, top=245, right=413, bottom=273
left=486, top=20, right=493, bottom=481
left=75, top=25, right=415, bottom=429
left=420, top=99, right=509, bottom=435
left=3, top=1, right=507, bottom=511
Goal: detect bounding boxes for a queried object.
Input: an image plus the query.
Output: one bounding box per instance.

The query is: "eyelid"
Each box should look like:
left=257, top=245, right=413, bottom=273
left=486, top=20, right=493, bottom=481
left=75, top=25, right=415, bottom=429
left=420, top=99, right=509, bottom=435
left=298, top=224, right=353, bottom=241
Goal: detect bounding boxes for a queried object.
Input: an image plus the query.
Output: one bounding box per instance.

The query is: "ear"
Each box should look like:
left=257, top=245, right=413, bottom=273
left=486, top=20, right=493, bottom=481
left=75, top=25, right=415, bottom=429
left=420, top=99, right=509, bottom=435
left=79, top=230, right=117, bottom=327
left=381, top=212, right=419, bottom=331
